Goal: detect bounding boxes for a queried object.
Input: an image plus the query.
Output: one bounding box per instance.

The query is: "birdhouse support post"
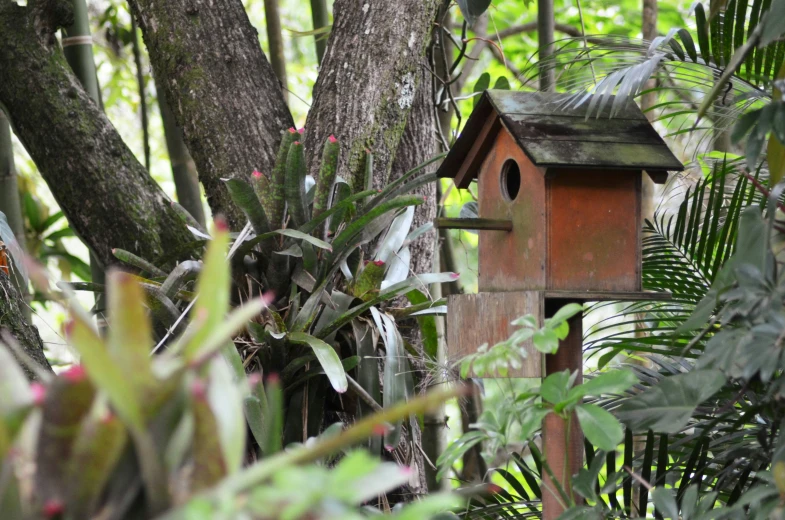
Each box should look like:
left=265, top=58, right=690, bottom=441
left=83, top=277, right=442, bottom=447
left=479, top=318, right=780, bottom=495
left=541, top=310, right=584, bottom=520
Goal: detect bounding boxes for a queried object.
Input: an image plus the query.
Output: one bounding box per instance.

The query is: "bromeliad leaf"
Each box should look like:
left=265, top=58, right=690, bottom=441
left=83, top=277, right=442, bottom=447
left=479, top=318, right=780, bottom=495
left=286, top=332, right=348, bottom=393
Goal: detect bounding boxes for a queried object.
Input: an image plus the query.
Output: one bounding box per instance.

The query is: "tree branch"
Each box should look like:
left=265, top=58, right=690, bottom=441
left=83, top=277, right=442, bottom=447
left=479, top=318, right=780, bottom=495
left=0, top=2, right=193, bottom=269
left=0, top=272, right=52, bottom=379
left=128, top=0, right=294, bottom=229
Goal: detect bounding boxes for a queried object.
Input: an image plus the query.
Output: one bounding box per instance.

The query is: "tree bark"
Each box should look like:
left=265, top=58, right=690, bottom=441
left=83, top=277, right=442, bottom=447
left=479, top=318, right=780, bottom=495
left=0, top=0, right=193, bottom=270
left=389, top=64, right=437, bottom=276
left=128, top=0, right=294, bottom=229
left=303, top=0, right=441, bottom=193
left=0, top=110, right=30, bottom=319
left=0, top=272, right=52, bottom=379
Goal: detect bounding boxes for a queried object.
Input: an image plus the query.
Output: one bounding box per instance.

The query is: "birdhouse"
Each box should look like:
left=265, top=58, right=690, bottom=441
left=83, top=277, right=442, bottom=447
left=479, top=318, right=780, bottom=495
left=437, top=91, right=684, bottom=377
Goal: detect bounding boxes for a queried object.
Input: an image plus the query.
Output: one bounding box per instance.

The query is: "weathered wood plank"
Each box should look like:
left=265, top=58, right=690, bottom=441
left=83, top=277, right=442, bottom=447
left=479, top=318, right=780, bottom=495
left=446, top=291, right=543, bottom=378
left=434, top=218, right=512, bottom=231
left=544, top=290, right=672, bottom=302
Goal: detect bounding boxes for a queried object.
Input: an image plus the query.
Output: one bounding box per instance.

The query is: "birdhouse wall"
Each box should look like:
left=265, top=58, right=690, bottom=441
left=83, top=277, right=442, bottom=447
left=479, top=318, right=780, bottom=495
left=546, top=169, right=642, bottom=292
left=478, top=128, right=546, bottom=292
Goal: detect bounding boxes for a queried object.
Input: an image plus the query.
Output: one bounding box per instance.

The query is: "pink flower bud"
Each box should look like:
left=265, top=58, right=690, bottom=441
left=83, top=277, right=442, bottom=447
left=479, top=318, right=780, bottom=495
left=298, top=128, right=305, bottom=134
left=191, top=379, right=207, bottom=400
left=373, top=260, right=385, bottom=266
left=288, top=127, right=297, bottom=134
left=247, top=372, right=263, bottom=387
left=293, top=141, right=301, bottom=146
left=31, top=383, right=46, bottom=406
left=328, top=135, right=338, bottom=143
left=252, top=170, right=263, bottom=178
left=62, top=365, right=86, bottom=383
left=266, top=373, right=280, bottom=385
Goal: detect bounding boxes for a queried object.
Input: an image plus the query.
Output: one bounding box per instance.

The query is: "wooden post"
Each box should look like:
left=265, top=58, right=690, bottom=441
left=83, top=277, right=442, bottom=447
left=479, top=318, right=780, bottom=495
left=541, top=311, right=584, bottom=520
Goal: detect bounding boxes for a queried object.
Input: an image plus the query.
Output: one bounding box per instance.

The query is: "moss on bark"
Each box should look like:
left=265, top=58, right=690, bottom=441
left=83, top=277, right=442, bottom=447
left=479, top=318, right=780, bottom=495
left=0, top=1, right=193, bottom=270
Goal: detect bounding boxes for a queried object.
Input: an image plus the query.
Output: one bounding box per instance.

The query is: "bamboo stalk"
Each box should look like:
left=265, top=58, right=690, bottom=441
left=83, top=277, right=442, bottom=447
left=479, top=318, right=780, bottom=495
left=62, top=0, right=106, bottom=329
left=263, top=0, right=289, bottom=102
left=310, top=0, right=329, bottom=64
left=157, top=78, right=206, bottom=227
left=537, top=0, right=556, bottom=92
left=0, top=110, right=31, bottom=320
left=130, top=17, right=151, bottom=171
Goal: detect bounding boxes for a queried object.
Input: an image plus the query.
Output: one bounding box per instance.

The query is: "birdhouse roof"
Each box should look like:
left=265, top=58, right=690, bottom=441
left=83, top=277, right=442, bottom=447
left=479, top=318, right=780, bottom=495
left=436, top=91, right=685, bottom=188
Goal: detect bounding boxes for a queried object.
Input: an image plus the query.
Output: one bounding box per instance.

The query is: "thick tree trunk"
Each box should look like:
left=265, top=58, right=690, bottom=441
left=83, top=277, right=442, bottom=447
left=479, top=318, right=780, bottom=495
left=389, top=65, right=437, bottom=276
left=303, top=0, right=441, bottom=192
left=0, top=0, right=193, bottom=270
left=128, top=0, right=294, bottom=229
left=0, top=272, right=52, bottom=379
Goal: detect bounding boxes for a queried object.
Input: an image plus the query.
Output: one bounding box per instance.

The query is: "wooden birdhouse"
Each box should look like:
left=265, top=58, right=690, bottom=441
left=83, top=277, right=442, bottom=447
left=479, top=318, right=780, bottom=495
left=437, top=91, right=684, bottom=377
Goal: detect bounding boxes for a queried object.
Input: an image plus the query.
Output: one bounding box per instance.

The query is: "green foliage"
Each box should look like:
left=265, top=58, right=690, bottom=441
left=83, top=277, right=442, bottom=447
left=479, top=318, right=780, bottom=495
left=88, top=131, right=454, bottom=468
left=0, top=227, right=460, bottom=519
left=459, top=303, right=582, bottom=377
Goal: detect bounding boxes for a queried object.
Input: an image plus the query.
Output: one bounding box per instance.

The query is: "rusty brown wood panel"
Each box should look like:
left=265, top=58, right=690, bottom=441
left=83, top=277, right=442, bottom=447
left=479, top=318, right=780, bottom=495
left=547, top=169, right=642, bottom=292
left=478, top=128, right=547, bottom=292
left=446, top=291, right=543, bottom=378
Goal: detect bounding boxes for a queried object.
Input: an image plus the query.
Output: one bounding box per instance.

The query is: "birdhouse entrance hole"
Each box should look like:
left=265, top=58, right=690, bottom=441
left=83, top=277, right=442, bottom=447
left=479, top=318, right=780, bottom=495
left=500, top=159, right=520, bottom=202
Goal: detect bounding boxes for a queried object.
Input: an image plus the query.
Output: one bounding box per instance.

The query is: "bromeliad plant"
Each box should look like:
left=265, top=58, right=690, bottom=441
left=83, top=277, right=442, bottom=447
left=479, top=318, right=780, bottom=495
left=0, top=225, right=460, bottom=519
left=70, top=128, right=452, bottom=458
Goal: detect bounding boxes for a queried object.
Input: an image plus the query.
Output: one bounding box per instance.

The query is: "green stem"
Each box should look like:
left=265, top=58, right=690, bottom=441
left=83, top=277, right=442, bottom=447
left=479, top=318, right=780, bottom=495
left=310, top=0, right=329, bottom=64
left=130, top=17, right=151, bottom=171
left=263, top=0, right=289, bottom=101
left=62, top=0, right=106, bottom=330
left=157, top=78, right=206, bottom=227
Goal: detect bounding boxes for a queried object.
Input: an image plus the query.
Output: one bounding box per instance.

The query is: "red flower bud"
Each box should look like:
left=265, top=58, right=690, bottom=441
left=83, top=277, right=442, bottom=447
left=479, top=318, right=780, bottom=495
left=42, top=499, right=64, bottom=518
left=372, top=423, right=388, bottom=436
left=214, top=216, right=229, bottom=232
left=293, top=141, right=301, bottom=146
left=373, top=260, right=385, bottom=266
left=266, top=373, right=280, bottom=385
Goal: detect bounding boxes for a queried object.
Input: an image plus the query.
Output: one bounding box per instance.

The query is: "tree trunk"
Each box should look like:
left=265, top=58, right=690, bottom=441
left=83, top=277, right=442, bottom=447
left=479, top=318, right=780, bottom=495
left=389, top=64, right=437, bottom=276
left=128, top=0, right=294, bottom=229
left=303, top=0, right=441, bottom=193
left=0, top=0, right=193, bottom=269
left=0, top=272, right=52, bottom=379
